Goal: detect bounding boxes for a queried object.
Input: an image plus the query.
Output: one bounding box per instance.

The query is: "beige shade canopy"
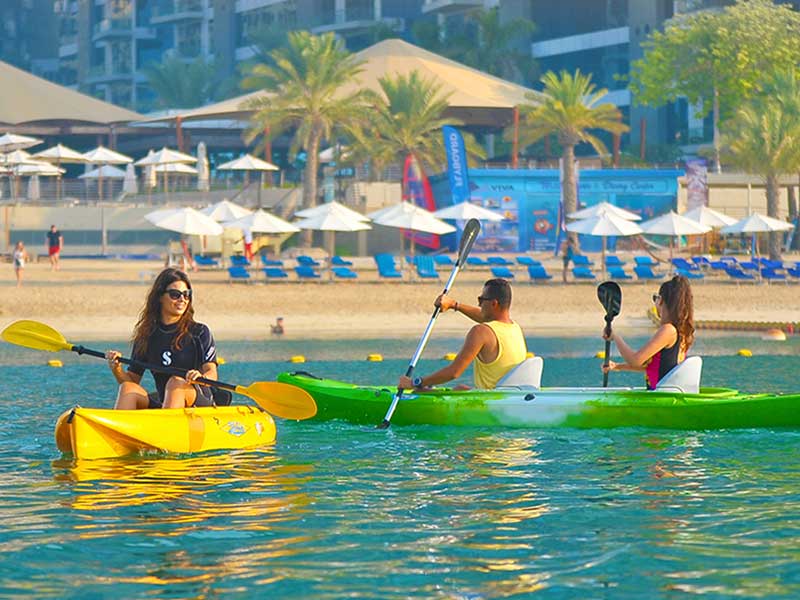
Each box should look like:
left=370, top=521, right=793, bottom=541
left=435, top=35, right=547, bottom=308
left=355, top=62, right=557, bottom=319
left=83, top=146, right=133, bottom=165
left=33, top=144, right=88, bottom=163
left=135, top=147, right=196, bottom=166
left=0, top=60, right=142, bottom=125
left=145, top=39, right=540, bottom=126
left=217, top=154, right=279, bottom=171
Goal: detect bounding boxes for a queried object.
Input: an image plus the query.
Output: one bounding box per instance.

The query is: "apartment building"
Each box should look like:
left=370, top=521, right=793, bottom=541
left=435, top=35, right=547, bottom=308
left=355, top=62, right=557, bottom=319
left=0, top=0, right=59, bottom=78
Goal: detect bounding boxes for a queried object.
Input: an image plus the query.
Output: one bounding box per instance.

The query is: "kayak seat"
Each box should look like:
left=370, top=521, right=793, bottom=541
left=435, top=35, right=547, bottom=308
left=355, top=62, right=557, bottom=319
left=496, top=356, right=543, bottom=389
left=655, top=356, right=702, bottom=394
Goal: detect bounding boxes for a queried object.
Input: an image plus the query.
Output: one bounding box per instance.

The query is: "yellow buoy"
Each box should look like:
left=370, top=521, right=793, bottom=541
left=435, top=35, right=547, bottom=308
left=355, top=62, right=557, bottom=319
left=367, top=354, right=383, bottom=362
left=47, top=359, right=63, bottom=368
left=289, top=355, right=306, bottom=363
left=762, top=328, right=787, bottom=341
left=737, top=349, right=753, bottom=357
left=217, top=357, right=226, bottom=365
left=526, top=351, right=535, bottom=359
left=595, top=351, right=606, bottom=359
left=443, top=352, right=457, bottom=361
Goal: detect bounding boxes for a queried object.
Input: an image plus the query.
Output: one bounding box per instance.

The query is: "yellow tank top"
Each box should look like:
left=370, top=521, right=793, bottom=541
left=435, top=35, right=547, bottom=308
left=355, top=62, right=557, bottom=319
left=473, top=321, right=527, bottom=389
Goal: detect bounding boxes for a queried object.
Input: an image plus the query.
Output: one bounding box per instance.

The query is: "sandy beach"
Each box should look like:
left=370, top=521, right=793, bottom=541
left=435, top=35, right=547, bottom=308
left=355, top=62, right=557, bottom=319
left=1, top=256, right=798, bottom=342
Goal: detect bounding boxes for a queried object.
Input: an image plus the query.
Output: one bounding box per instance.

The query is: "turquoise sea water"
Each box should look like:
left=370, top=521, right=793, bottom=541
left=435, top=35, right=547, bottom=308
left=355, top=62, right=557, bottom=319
left=1, top=334, right=800, bottom=598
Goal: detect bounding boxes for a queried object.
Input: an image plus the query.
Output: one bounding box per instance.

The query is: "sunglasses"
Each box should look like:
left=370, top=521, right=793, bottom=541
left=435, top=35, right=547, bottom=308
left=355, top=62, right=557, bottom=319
left=477, top=295, right=497, bottom=304
left=165, top=289, right=192, bottom=301
left=652, top=294, right=661, bottom=304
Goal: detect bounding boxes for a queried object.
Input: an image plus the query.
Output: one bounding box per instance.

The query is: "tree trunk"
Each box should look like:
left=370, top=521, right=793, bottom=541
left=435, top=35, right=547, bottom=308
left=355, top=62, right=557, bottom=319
left=562, top=143, right=578, bottom=245
left=301, top=128, right=323, bottom=246
left=766, top=173, right=781, bottom=260
left=713, top=87, right=722, bottom=173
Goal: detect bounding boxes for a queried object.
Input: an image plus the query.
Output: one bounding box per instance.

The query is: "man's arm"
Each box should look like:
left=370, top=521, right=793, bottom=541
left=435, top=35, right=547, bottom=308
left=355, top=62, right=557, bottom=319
left=58, top=235, right=63, bottom=249
left=399, top=324, right=489, bottom=389
left=437, top=294, right=486, bottom=323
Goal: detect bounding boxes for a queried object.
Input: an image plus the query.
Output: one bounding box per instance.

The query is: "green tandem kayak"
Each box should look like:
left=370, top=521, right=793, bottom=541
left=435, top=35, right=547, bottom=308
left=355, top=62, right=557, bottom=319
left=277, top=371, right=800, bottom=430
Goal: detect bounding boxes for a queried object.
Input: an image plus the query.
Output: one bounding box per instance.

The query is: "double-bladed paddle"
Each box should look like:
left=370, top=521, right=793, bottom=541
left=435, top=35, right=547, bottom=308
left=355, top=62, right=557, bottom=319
left=1, top=320, right=317, bottom=420
left=378, top=218, right=481, bottom=429
left=597, top=281, right=622, bottom=388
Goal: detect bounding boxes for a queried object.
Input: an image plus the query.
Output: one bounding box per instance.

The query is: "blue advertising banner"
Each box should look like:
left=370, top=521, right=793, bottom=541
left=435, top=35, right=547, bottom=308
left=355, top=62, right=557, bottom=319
left=442, top=126, right=470, bottom=206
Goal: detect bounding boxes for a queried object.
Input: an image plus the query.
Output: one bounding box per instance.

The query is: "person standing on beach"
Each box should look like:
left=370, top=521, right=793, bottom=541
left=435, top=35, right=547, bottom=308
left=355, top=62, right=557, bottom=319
left=45, top=225, right=63, bottom=271
left=561, top=237, right=576, bottom=283
left=602, top=275, right=694, bottom=389
left=105, top=267, right=224, bottom=409
left=270, top=317, right=284, bottom=335
left=398, top=278, right=527, bottom=391
left=12, top=241, right=29, bottom=287
left=242, top=227, right=254, bottom=262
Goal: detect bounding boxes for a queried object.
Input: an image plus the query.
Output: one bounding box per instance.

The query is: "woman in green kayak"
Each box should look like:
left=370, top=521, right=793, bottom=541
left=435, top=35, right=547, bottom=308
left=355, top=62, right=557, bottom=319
left=602, top=274, right=695, bottom=389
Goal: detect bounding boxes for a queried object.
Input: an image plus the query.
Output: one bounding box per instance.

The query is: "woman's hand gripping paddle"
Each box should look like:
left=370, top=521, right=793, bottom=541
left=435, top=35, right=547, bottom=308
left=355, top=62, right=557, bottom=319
left=378, top=218, right=481, bottom=429
left=597, top=281, right=622, bottom=388
left=1, top=320, right=316, bottom=420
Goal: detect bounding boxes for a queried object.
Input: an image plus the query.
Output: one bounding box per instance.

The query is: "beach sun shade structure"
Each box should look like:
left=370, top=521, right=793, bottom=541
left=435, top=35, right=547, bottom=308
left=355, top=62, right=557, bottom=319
left=640, top=211, right=712, bottom=269
left=12, top=161, right=65, bottom=176
left=27, top=174, right=40, bottom=201
left=432, top=201, right=505, bottom=222
left=224, top=209, right=301, bottom=234
left=145, top=207, right=224, bottom=236
left=719, top=213, right=795, bottom=280
left=33, top=143, right=89, bottom=200
left=566, top=212, right=643, bottom=275
left=294, top=204, right=372, bottom=280
left=372, top=201, right=456, bottom=276
left=79, top=165, right=127, bottom=179
left=201, top=199, right=253, bottom=222
left=682, top=205, right=737, bottom=229
left=568, top=201, right=642, bottom=221
left=294, top=200, right=369, bottom=222
left=154, top=163, right=199, bottom=175
left=135, top=147, right=197, bottom=196
left=218, top=154, right=280, bottom=207
left=82, top=146, right=133, bottom=202
left=197, top=142, right=210, bottom=192
left=0, top=133, right=42, bottom=152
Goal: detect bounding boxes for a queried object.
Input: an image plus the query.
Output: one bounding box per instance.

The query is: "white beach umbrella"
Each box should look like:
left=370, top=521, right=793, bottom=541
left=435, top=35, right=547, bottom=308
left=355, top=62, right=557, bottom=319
left=640, top=210, right=712, bottom=268
left=319, top=145, right=349, bottom=163
left=196, top=142, right=210, bottom=192
left=224, top=209, right=300, bottom=234
left=0, top=149, right=33, bottom=165
left=432, top=201, right=504, bottom=222
left=154, top=162, right=198, bottom=175
left=83, top=146, right=132, bottom=202
left=134, top=147, right=196, bottom=166
left=201, top=199, right=253, bottom=222
left=79, top=165, right=127, bottom=179
left=567, top=213, right=643, bottom=275
left=14, top=161, right=64, bottom=176
left=682, top=205, right=737, bottom=228
left=372, top=201, right=456, bottom=266
left=568, top=201, right=641, bottom=221
left=26, top=175, right=40, bottom=201
left=719, top=212, right=795, bottom=235
left=217, top=154, right=279, bottom=172
left=143, top=149, right=157, bottom=190
left=0, top=132, right=42, bottom=152
left=123, top=163, right=138, bottom=194
left=295, top=200, right=370, bottom=222
left=295, top=206, right=371, bottom=279
left=145, top=207, right=224, bottom=236
left=34, top=143, right=89, bottom=200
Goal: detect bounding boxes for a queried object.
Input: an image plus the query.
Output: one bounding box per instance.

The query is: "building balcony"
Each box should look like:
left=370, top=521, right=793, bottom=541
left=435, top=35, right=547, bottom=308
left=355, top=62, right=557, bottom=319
left=151, top=0, right=205, bottom=24
left=309, top=8, right=402, bottom=34
left=85, top=64, right=135, bottom=84
left=422, top=0, right=484, bottom=16
left=92, top=17, right=133, bottom=41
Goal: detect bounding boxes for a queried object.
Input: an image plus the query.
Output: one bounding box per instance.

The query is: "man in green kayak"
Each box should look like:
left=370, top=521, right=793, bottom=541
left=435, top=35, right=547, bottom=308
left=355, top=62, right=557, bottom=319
left=398, top=278, right=528, bottom=390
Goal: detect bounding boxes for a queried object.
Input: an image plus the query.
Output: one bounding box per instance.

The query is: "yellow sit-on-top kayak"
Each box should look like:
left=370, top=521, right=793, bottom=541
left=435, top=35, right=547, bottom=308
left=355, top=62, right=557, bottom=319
left=55, top=405, right=276, bottom=460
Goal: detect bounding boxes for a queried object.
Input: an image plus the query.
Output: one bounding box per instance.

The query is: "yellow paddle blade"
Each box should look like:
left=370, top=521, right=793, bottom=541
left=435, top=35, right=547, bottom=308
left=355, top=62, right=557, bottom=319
left=1, top=320, right=72, bottom=353
left=235, top=382, right=317, bottom=420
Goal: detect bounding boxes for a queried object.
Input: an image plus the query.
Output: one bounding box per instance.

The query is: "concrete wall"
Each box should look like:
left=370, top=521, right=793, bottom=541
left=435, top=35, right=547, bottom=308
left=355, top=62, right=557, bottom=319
left=677, top=174, right=796, bottom=220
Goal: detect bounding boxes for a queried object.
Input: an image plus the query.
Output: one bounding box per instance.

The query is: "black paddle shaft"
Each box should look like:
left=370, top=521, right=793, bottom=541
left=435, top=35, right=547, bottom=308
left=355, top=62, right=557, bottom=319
left=596, top=281, right=622, bottom=388
left=72, top=344, right=236, bottom=392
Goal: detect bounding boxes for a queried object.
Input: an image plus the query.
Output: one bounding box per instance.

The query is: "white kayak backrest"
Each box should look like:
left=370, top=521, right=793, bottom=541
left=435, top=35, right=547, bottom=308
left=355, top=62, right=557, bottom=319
left=655, top=356, right=702, bottom=394
left=497, top=356, right=544, bottom=389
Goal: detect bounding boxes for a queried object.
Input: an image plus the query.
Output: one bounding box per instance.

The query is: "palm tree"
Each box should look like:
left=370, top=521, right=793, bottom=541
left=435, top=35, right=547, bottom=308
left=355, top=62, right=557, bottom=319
left=721, top=70, right=800, bottom=259
left=142, top=55, right=222, bottom=108
left=242, top=32, right=373, bottom=240
left=349, top=71, right=485, bottom=178
left=515, top=70, right=628, bottom=243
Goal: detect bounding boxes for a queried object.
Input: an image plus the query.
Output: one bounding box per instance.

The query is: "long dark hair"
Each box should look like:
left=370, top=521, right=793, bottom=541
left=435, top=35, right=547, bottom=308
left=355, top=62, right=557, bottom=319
left=132, top=268, right=196, bottom=356
left=659, top=275, right=694, bottom=352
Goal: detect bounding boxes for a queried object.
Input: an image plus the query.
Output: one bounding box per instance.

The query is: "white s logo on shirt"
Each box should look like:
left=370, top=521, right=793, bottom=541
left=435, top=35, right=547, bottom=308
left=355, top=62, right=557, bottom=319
left=162, top=351, right=172, bottom=366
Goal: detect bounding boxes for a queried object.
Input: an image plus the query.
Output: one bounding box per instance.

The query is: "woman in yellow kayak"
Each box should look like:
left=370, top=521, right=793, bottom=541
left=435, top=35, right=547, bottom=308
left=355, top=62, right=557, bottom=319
left=602, top=275, right=695, bottom=389
left=105, top=268, right=221, bottom=409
